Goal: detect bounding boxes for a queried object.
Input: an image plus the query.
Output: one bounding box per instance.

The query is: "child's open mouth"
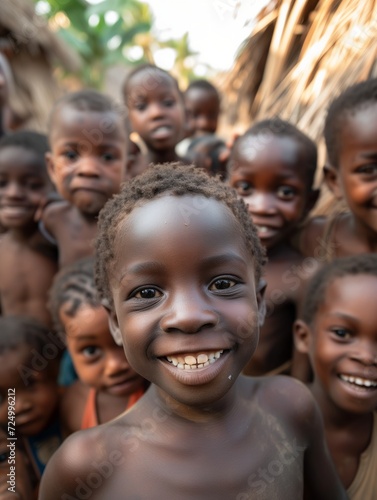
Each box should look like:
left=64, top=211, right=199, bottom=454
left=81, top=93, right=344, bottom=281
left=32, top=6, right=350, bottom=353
left=339, top=373, right=377, bottom=389
left=166, top=350, right=225, bottom=370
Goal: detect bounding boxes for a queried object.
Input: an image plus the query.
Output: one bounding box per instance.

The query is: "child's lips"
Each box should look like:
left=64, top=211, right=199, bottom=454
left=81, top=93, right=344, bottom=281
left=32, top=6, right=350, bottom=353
left=338, top=373, right=377, bottom=397
left=150, top=125, right=173, bottom=140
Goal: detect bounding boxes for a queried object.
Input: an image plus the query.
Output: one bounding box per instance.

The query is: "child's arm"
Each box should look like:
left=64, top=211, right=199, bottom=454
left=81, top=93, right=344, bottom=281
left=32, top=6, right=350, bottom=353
left=297, top=385, right=347, bottom=499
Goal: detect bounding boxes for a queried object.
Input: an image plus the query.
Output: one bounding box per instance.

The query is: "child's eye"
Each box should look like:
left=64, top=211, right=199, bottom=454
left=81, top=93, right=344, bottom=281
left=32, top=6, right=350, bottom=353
left=102, top=152, right=116, bottom=162
left=234, top=180, right=253, bottom=195
left=277, top=186, right=296, bottom=200
left=163, top=99, right=175, bottom=108
left=26, top=180, right=44, bottom=190
left=132, top=287, right=162, bottom=299
left=356, top=164, right=377, bottom=175
left=331, top=327, right=351, bottom=340
left=0, top=179, right=8, bottom=188
left=209, top=278, right=237, bottom=291
left=63, top=150, right=78, bottom=160
left=82, top=346, right=101, bottom=358
left=134, top=102, right=147, bottom=111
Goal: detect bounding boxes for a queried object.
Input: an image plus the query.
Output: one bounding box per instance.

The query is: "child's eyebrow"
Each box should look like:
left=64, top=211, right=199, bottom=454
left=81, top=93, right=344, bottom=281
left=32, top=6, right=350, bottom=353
left=327, top=312, right=360, bottom=324
left=360, top=152, right=377, bottom=159
left=199, top=252, right=248, bottom=269
left=121, top=261, right=166, bottom=278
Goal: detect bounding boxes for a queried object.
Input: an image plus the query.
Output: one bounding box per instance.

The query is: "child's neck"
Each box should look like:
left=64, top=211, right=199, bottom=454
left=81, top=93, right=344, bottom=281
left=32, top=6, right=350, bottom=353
left=147, top=149, right=182, bottom=165
left=349, top=214, right=377, bottom=253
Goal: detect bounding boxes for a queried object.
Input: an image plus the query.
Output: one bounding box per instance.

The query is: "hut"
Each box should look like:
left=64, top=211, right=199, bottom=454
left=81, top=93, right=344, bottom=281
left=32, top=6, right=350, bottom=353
left=222, top=0, right=377, bottom=210
left=0, top=0, right=81, bottom=132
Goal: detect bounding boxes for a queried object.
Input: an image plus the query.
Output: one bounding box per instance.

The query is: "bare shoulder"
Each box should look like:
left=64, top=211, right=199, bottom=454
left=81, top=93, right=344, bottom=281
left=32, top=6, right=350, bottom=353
left=296, top=216, right=327, bottom=257
left=39, top=422, right=126, bottom=499
left=255, top=376, right=319, bottom=436
left=42, top=200, right=73, bottom=227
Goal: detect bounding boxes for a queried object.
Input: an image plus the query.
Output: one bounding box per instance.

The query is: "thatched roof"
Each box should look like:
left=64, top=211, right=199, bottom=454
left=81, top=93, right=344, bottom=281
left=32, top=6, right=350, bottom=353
left=0, top=0, right=81, bottom=132
left=221, top=0, right=377, bottom=213
left=223, top=0, right=377, bottom=142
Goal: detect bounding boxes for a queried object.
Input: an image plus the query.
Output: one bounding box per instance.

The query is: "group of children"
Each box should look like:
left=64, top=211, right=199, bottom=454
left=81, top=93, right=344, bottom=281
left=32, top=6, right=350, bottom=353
left=0, top=59, right=375, bottom=499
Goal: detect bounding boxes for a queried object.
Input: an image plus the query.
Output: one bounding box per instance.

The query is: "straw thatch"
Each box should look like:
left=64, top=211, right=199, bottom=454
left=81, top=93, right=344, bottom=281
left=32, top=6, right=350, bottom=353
left=0, top=0, right=81, bottom=132
left=221, top=0, right=377, bottom=214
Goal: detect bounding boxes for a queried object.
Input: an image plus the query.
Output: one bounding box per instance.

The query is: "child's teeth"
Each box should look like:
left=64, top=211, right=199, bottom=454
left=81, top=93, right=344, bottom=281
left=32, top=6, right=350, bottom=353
left=340, top=374, right=377, bottom=388
left=166, top=350, right=224, bottom=370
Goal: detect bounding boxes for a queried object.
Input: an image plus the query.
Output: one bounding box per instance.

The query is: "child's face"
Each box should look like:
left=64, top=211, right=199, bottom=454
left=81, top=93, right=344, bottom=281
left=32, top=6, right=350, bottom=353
left=126, top=72, right=184, bottom=152
left=61, top=304, right=144, bottom=396
left=184, top=88, right=220, bottom=137
left=327, top=103, right=377, bottom=235
left=0, top=345, right=59, bottom=436
left=46, top=106, right=128, bottom=216
left=229, top=134, right=314, bottom=250
left=0, top=146, right=53, bottom=229
left=108, top=195, right=263, bottom=406
left=306, top=274, right=377, bottom=414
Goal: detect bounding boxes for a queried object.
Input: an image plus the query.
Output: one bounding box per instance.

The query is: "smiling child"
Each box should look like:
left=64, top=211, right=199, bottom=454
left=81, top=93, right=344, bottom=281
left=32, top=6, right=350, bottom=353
left=228, top=119, right=319, bottom=376
left=294, top=254, right=377, bottom=498
left=39, top=163, right=346, bottom=500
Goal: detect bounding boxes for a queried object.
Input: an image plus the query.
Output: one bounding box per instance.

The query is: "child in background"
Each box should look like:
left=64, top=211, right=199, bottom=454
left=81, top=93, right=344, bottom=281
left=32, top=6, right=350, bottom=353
left=0, top=131, right=57, bottom=329
left=294, top=254, right=377, bottom=499
left=184, top=134, right=228, bottom=180
left=40, top=89, right=129, bottom=268
left=122, top=64, right=186, bottom=168
left=48, top=256, right=147, bottom=435
left=184, top=79, right=221, bottom=138
left=39, top=163, right=346, bottom=500
left=298, top=78, right=377, bottom=258
left=0, top=316, right=63, bottom=481
left=228, top=119, right=319, bottom=376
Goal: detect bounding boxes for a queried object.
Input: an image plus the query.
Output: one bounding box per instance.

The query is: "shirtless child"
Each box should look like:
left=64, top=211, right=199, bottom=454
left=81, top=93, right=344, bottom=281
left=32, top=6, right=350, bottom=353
left=0, top=131, right=57, bottom=328
left=228, top=119, right=319, bottom=376
left=40, top=89, right=128, bottom=268
left=39, top=163, right=345, bottom=500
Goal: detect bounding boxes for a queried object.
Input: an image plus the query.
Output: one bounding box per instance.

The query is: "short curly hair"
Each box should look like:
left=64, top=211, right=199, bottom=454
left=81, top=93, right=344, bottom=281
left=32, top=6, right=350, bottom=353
left=301, top=254, right=377, bottom=326
left=229, top=118, right=317, bottom=187
left=48, top=256, right=101, bottom=338
left=95, top=162, right=266, bottom=305
left=324, top=78, right=377, bottom=168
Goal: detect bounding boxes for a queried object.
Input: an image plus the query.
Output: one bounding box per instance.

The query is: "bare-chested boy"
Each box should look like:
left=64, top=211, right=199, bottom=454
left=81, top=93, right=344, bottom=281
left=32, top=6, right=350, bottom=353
left=228, top=119, right=319, bottom=376
left=40, top=89, right=128, bottom=268
left=0, top=131, right=57, bottom=328
left=39, top=164, right=345, bottom=500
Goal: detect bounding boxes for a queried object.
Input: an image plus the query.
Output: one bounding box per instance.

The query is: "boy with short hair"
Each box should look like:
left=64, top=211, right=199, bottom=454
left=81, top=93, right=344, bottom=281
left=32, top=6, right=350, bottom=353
left=228, top=118, right=319, bottom=376
left=122, top=64, right=186, bottom=168
left=294, top=254, right=377, bottom=498
left=40, top=89, right=129, bottom=268
left=39, top=163, right=345, bottom=500
left=298, top=77, right=377, bottom=258
left=0, top=131, right=57, bottom=329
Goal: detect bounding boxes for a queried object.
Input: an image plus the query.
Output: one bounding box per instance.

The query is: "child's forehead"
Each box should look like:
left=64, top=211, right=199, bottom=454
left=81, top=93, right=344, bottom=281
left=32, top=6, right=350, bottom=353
left=232, top=133, right=308, bottom=174
left=128, top=71, right=178, bottom=96
left=0, top=145, right=45, bottom=170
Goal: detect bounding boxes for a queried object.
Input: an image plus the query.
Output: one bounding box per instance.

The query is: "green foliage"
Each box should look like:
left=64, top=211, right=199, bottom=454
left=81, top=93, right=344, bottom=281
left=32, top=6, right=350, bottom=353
left=34, top=0, right=153, bottom=87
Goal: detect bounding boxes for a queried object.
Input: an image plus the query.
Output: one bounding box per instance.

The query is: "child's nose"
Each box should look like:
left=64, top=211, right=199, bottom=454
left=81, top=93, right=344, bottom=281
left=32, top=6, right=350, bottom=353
left=149, top=102, right=165, bottom=119
left=105, top=349, right=129, bottom=377
left=247, top=192, right=277, bottom=215
left=77, top=156, right=101, bottom=176
left=350, top=339, right=377, bottom=366
left=160, top=289, right=218, bottom=334
left=3, top=181, right=24, bottom=198
left=14, top=396, right=32, bottom=415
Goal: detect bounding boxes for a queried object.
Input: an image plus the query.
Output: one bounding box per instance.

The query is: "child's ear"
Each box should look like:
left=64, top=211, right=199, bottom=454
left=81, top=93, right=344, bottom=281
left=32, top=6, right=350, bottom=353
left=45, top=152, right=57, bottom=186
left=256, top=278, right=267, bottom=327
left=323, top=164, right=343, bottom=200
left=108, top=311, right=123, bottom=346
left=293, top=319, right=312, bottom=353
left=102, top=301, right=123, bottom=346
